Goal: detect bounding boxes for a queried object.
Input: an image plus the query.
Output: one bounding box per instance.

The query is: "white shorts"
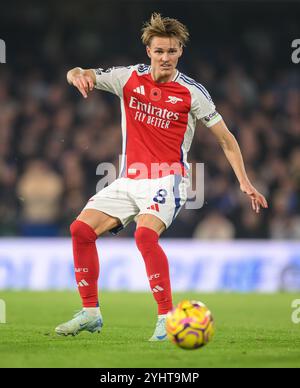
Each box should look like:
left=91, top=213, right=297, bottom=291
left=84, top=175, right=189, bottom=234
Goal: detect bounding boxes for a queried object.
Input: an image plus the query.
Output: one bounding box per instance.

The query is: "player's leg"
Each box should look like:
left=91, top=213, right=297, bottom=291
left=135, top=214, right=172, bottom=341
left=134, top=175, right=188, bottom=341
left=71, top=209, right=121, bottom=308
left=56, top=177, right=139, bottom=336
left=136, top=213, right=166, bottom=236
left=55, top=209, right=121, bottom=336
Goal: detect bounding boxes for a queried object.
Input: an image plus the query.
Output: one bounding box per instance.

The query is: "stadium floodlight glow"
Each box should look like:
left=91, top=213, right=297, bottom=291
left=0, top=299, right=6, bottom=324
left=0, top=39, right=6, bottom=63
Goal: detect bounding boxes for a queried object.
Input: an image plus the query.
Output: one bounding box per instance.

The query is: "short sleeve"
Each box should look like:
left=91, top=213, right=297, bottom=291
left=92, top=66, right=134, bottom=97
left=191, top=85, right=222, bottom=128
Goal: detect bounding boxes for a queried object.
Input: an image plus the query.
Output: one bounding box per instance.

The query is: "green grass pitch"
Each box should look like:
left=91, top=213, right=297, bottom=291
left=0, top=291, right=300, bottom=368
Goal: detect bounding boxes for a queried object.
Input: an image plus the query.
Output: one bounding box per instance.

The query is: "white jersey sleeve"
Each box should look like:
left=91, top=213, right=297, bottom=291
left=191, top=85, right=222, bottom=127
left=92, top=66, right=135, bottom=97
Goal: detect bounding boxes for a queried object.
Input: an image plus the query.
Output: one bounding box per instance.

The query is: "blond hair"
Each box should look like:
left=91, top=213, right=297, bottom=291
left=141, top=13, right=189, bottom=47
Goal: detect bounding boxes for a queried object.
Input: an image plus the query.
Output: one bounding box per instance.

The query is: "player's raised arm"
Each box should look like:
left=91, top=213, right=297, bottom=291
left=66, top=67, right=95, bottom=98
left=209, top=119, right=269, bottom=213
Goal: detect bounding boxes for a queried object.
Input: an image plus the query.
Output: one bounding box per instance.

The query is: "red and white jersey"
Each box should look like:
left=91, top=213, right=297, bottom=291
left=93, top=64, right=222, bottom=179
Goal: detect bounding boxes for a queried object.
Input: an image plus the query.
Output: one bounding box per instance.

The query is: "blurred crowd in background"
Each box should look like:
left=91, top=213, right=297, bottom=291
left=0, top=1, right=299, bottom=239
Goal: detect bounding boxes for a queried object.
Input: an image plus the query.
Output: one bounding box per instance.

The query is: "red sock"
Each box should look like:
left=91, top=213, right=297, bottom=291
left=70, top=220, right=99, bottom=308
left=135, top=227, right=173, bottom=315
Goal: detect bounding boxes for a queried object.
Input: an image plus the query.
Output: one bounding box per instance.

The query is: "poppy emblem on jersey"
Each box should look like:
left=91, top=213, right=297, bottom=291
left=150, top=87, right=162, bottom=102
left=165, top=96, right=183, bottom=104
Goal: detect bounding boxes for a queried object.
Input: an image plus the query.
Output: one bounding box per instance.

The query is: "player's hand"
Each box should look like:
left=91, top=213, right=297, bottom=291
left=71, top=74, right=94, bottom=99
left=240, top=181, right=268, bottom=214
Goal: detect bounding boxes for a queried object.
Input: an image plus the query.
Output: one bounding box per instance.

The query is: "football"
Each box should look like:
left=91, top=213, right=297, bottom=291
left=166, top=300, right=215, bottom=350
